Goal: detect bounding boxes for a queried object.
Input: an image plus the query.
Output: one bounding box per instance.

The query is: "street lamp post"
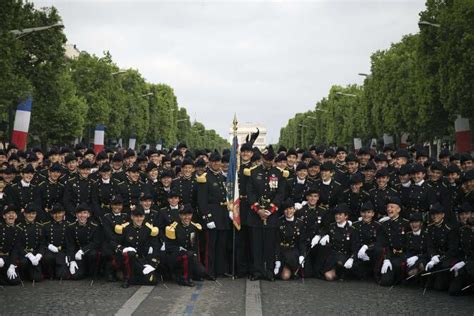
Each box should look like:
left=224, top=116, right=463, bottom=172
left=141, top=92, right=153, bottom=97
left=335, top=92, right=357, bottom=98
left=358, top=73, right=369, bottom=77
left=9, top=23, right=64, bottom=38
left=111, top=70, right=127, bottom=76
left=418, top=21, right=440, bottom=28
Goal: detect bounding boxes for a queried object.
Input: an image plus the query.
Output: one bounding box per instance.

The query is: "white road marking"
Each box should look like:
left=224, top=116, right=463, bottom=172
left=115, top=286, right=154, bottom=316
left=245, top=280, right=263, bottom=316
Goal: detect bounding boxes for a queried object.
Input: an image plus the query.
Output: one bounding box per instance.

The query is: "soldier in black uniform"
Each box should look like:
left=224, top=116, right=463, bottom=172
left=448, top=202, right=473, bottom=295
left=395, top=164, right=412, bottom=212
left=0, top=205, right=21, bottom=285
left=352, top=201, right=381, bottom=279
left=111, top=153, right=127, bottom=183
left=406, top=164, right=436, bottom=221
left=155, top=170, right=174, bottom=209
left=165, top=204, right=207, bottom=286
left=339, top=173, right=371, bottom=222
left=376, top=196, right=411, bottom=286
left=247, top=147, right=287, bottom=280
left=61, top=154, right=78, bottom=184
left=63, top=160, right=94, bottom=222
left=319, top=204, right=359, bottom=281
left=287, top=162, right=310, bottom=204
left=5, top=164, right=36, bottom=219
left=115, top=164, right=150, bottom=212
left=306, top=159, right=321, bottom=186
left=312, top=162, right=343, bottom=209
left=197, top=152, right=230, bottom=278
left=139, top=193, right=159, bottom=226
left=113, top=207, right=160, bottom=288
left=144, top=162, right=160, bottom=204
left=17, top=204, right=44, bottom=282
left=403, top=212, right=430, bottom=283
left=157, top=191, right=181, bottom=243
left=66, top=203, right=102, bottom=280
left=274, top=199, right=306, bottom=280
left=172, top=158, right=197, bottom=208
left=101, top=195, right=129, bottom=281
left=369, top=168, right=399, bottom=220
left=425, top=202, right=459, bottom=291
left=42, top=203, right=70, bottom=279
left=35, top=162, right=64, bottom=223
left=91, top=164, right=115, bottom=220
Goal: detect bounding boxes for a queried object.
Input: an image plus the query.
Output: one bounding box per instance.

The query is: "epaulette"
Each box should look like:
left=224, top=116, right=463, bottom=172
left=38, top=181, right=45, bottom=186
left=191, top=221, right=202, bottom=231
left=343, top=189, right=350, bottom=193
left=58, top=182, right=64, bottom=187
left=90, top=221, right=98, bottom=227
left=68, top=222, right=76, bottom=227
left=42, top=221, right=51, bottom=225
left=444, top=224, right=451, bottom=231
left=334, top=180, right=341, bottom=185
left=389, top=187, right=398, bottom=193
left=165, top=222, right=178, bottom=239
left=145, top=222, right=159, bottom=236
left=369, top=188, right=376, bottom=192
left=427, top=222, right=435, bottom=226
left=196, top=173, right=207, bottom=183
left=243, top=165, right=258, bottom=177
left=16, top=225, right=24, bottom=231
left=276, top=167, right=289, bottom=178
left=114, top=222, right=130, bottom=234
left=352, top=220, right=361, bottom=226
left=401, top=218, right=409, bottom=223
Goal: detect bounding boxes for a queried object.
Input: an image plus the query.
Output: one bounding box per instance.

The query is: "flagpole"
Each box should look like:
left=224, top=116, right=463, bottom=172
left=232, top=114, right=238, bottom=280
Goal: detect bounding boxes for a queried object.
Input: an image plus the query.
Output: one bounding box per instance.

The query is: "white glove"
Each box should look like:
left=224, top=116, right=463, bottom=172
left=148, top=247, right=153, bottom=255
left=347, top=220, right=352, bottom=226
left=450, top=261, right=466, bottom=272
left=425, top=260, right=436, bottom=271
left=299, top=256, right=305, bottom=268
left=122, top=247, right=137, bottom=254
left=357, top=245, right=369, bottom=260
left=69, top=261, right=79, bottom=275
left=381, top=259, right=392, bottom=274
left=142, top=264, right=156, bottom=275
left=75, top=249, right=84, bottom=261
left=179, top=246, right=187, bottom=252
left=406, top=256, right=419, bottom=268
left=48, top=244, right=59, bottom=253
left=311, top=235, right=321, bottom=248
left=228, top=212, right=234, bottom=221
left=7, top=264, right=17, bottom=280
left=431, top=255, right=440, bottom=265
left=25, top=252, right=35, bottom=264
left=378, top=216, right=390, bottom=223
left=358, top=217, right=362, bottom=221
left=344, top=258, right=354, bottom=269
left=65, top=256, right=70, bottom=266
left=320, top=235, right=330, bottom=246
left=207, top=221, right=216, bottom=229
left=301, top=201, right=308, bottom=207
left=274, top=261, right=281, bottom=275
left=31, top=254, right=42, bottom=266
left=294, top=203, right=303, bottom=211
left=160, top=243, right=165, bottom=251
left=0, top=258, right=4, bottom=268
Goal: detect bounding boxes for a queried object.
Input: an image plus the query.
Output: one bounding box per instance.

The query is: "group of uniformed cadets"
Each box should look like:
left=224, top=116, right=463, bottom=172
left=0, top=141, right=473, bottom=295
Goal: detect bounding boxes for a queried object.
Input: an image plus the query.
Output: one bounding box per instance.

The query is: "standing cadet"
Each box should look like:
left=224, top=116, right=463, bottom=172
left=115, top=164, right=150, bottom=212
left=0, top=205, right=21, bottom=285
left=5, top=164, right=36, bottom=218
left=63, top=160, right=94, bottom=222
left=339, top=173, right=371, bottom=222
left=197, top=152, right=230, bottom=279
left=286, top=162, right=310, bottom=204
left=406, top=164, right=436, bottom=220
left=171, top=158, right=197, bottom=208
left=312, top=162, right=343, bottom=209
left=42, top=203, right=69, bottom=279
left=91, top=164, right=115, bottom=220
left=247, top=147, right=287, bottom=281
left=157, top=191, right=181, bottom=242
left=66, top=203, right=102, bottom=280
left=35, top=162, right=64, bottom=223
left=139, top=193, right=159, bottom=226
left=165, top=204, right=207, bottom=286
left=17, top=204, right=44, bottom=282
left=113, top=207, right=160, bottom=288
left=369, top=168, right=399, bottom=220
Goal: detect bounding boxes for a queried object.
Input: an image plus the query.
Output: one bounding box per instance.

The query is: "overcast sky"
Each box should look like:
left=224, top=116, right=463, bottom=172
left=34, top=0, right=426, bottom=143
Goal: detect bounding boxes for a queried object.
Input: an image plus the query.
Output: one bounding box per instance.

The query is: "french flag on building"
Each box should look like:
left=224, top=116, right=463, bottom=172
left=11, top=96, right=32, bottom=150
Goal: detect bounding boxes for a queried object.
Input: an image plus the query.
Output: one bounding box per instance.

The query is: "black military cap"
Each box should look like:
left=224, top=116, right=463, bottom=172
left=361, top=201, right=374, bottom=212
left=277, top=145, right=287, bottom=154
left=32, top=147, right=43, bottom=154
left=51, top=203, right=65, bottom=214
left=65, top=154, right=77, bottom=164
left=455, top=202, right=472, bottom=214
left=375, top=168, right=389, bottom=178
left=409, top=212, right=423, bottom=222
left=349, top=173, right=364, bottom=185
left=398, top=164, right=411, bottom=176
left=320, top=161, right=335, bottom=171
left=274, top=153, right=287, bottom=163
left=357, top=147, right=371, bottom=156
left=131, top=205, right=145, bottom=216
left=99, top=164, right=112, bottom=172
left=221, top=155, right=230, bottom=164
left=209, top=152, right=222, bottom=162
left=181, top=158, right=194, bottom=167
left=124, top=149, right=136, bottom=159
left=302, top=151, right=313, bottom=160
left=429, top=202, right=444, bottom=214
left=450, top=153, right=461, bottom=162
left=26, top=153, right=38, bottom=163
left=177, top=142, right=188, bottom=149
left=438, top=148, right=451, bottom=159
left=262, top=146, right=275, bottom=161
left=75, top=202, right=90, bottom=213
left=386, top=196, right=402, bottom=207
left=47, top=148, right=60, bottom=157
left=96, top=151, right=108, bottom=161
left=171, top=159, right=182, bottom=168
left=194, top=158, right=207, bottom=168
left=147, top=148, right=158, bottom=157
left=315, top=146, right=326, bottom=154
left=171, top=150, right=181, bottom=158
left=280, top=199, right=295, bottom=211
left=336, top=146, right=347, bottom=154
left=345, top=153, right=358, bottom=163
left=374, top=153, right=388, bottom=163
left=3, top=165, right=16, bottom=174
left=296, top=162, right=308, bottom=172
left=296, top=148, right=305, bottom=154
left=74, top=143, right=87, bottom=151
left=3, top=204, right=17, bottom=215
left=179, top=203, right=194, bottom=215
left=334, top=203, right=349, bottom=214
left=305, top=187, right=320, bottom=196
left=24, top=203, right=39, bottom=213
left=383, top=144, right=395, bottom=152
left=286, top=148, right=298, bottom=157
left=240, top=143, right=253, bottom=152
left=364, top=161, right=377, bottom=171
left=84, top=148, right=95, bottom=157
left=416, top=148, right=429, bottom=158
left=127, top=164, right=140, bottom=173
left=112, top=153, right=124, bottom=162
left=411, top=163, right=426, bottom=174
left=430, top=161, right=444, bottom=172
left=460, top=153, right=472, bottom=164
left=75, top=151, right=84, bottom=159
left=137, top=155, right=147, bottom=163
left=110, top=195, right=123, bottom=205
left=21, top=164, right=35, bottom=174
left=393, top=149, right=410, bottom=159
left=446, top=163, right=461, bottom=174
left=145, top=162, right=158, bottom=172
left=78, top=160, right=92, bottom=169
left=49, top=162, right=63, bottom=173
left=167, top=190, right=181, bottom=199
left=461, top=169, right=474, bottom=183
left=8, top=153, right=19, bottom=162
left=323, top=149, right=335, bottom=159
left=308, top=159, right=321, bottom=168
left=140, top=192, right=153, bottom=201
left=160, top=169, right=174, bottom=179
left=162, top=155, right=172, bottom=163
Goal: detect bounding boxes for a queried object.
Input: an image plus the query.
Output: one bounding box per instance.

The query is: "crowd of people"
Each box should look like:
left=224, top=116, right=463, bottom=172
left=0, top=139, right=472, bottom=296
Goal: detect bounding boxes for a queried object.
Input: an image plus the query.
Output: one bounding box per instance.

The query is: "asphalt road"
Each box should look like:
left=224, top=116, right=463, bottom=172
left=1, top=277, right=472, bottom=315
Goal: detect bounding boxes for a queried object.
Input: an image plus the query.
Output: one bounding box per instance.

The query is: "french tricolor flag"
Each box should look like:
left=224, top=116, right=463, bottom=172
left=11, top=96, right=32, bottom=150
left=94, top=124, right=105, bottom=153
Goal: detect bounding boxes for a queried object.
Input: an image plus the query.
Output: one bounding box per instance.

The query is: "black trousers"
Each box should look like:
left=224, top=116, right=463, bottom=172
left=42, top=251, right=69, bottom=279
left=70, top=250, right=100, bottom=280
left=250, top=227, right=277, bottom=277
left=167, top=250, right=205, bottom=283
left=18, top=257, right=42, bottom=282
left=120, top=252, right=158, bottom=285
left=205, top=229, right=228, bottom=277
left=379, top=256, right=405, bottom=286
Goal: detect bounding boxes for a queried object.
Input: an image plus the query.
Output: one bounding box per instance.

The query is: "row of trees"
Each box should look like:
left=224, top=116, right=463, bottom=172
left=279, top=0, right=474, bottom=150
left=0, top=1, right=229, bottom=151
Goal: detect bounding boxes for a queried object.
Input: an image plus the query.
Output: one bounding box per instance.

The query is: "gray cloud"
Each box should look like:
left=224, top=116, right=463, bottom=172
left=34, top=0, right=426, bottom=143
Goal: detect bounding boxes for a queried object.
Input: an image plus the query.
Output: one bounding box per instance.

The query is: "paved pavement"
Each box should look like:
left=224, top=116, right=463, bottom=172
left=1, top=277, right=472, bottom=315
